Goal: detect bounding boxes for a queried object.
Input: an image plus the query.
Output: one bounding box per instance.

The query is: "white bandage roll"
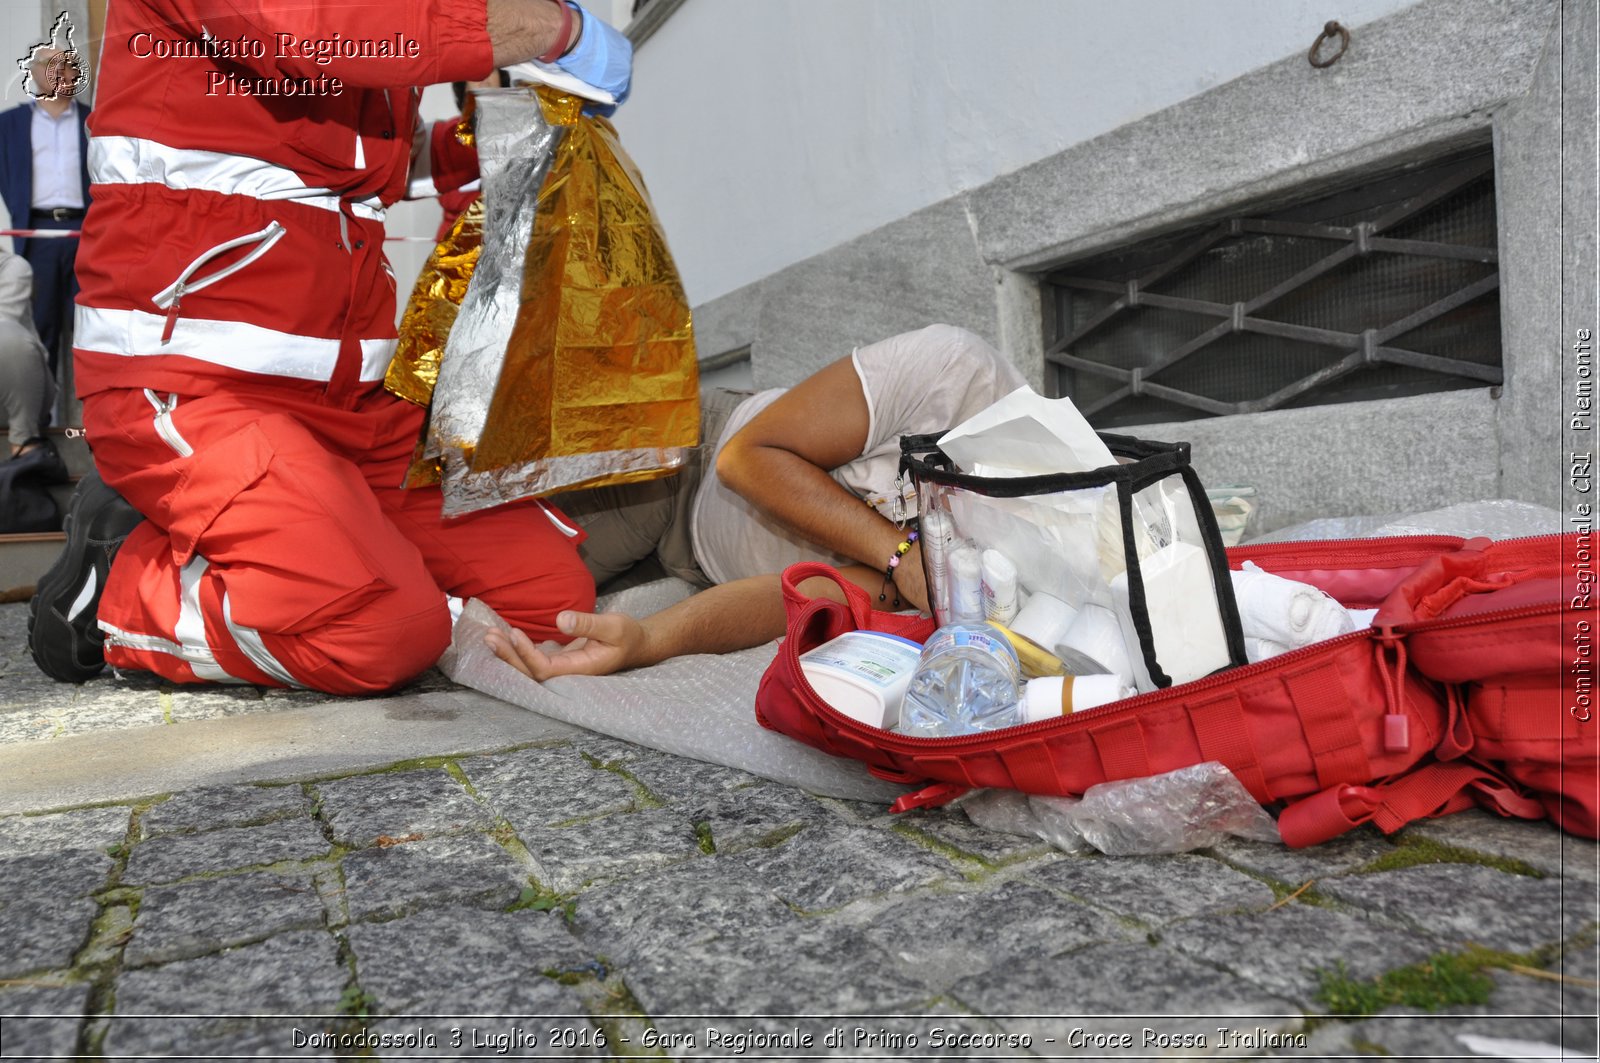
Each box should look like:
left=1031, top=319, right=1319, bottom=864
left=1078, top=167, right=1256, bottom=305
left=1055, top=603, right=1137, bottom=689
left=1009, top=591, right=1077, bottom=654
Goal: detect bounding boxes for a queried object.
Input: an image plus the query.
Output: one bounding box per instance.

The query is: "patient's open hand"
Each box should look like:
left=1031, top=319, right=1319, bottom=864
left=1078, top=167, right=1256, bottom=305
left=484, top=610, right=646, bottom=680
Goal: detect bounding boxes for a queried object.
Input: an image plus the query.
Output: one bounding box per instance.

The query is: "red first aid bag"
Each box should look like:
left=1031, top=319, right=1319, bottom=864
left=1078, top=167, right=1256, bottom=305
left=1280, top=533, right=1597, bottom=843
left=756, top=537, right=1464, bottom=830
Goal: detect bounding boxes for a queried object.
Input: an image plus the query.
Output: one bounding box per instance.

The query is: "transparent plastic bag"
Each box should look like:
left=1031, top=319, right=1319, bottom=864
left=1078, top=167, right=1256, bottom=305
left=903, top=432, right=1247, bottom=693
left=958, top=762, right=1281, bottom=856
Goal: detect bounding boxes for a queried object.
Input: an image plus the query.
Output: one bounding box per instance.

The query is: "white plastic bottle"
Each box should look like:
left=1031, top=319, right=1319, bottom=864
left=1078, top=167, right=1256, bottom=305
left=949, top=546, right=985, bottom=623
left=899, top=622, right=1023, bottom=737
left=1020, top=674, right=1135, bottom=720
left=798, top=630, right=923, bottom=730
left=980, top=548, right=1019, bottom=625
left=920, top=510, right=956, bottom=625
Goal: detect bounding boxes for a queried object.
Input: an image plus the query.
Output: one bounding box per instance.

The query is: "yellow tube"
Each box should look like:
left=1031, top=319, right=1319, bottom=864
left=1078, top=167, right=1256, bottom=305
left=993, top=624, right=1068, bottom=679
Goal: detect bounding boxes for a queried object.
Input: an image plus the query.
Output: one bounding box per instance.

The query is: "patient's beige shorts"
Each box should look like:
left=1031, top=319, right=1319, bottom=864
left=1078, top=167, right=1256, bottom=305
left=550, top=388, right=749, bottom=591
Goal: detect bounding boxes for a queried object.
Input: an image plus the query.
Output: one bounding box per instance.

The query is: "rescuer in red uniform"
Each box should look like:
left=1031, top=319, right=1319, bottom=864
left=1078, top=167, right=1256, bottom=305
left=30, top=0, right=632, bottom=694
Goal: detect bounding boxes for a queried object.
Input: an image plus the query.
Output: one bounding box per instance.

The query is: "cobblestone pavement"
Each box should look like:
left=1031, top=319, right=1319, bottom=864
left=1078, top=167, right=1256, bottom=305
left=1, top=603, right=1597, bottom=1061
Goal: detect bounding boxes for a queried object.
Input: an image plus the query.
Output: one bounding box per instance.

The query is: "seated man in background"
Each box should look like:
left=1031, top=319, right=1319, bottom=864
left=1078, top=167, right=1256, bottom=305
left=0, top=249, right=58, bottom=461
left=486, top=323, right=1026, bottom=679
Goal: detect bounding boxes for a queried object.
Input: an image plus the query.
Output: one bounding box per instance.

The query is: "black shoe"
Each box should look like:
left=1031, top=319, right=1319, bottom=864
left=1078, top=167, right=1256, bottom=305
left=28, top=471, right=145, bottom=682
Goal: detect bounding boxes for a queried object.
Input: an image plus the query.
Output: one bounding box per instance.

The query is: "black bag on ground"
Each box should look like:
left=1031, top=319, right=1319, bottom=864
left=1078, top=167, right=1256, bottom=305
left=0, top=438, right=69, bottom=533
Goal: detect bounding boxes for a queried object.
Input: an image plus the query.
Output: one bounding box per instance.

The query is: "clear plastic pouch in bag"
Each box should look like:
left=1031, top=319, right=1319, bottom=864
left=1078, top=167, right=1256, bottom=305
left=900, top=431, right=1247, bottom=691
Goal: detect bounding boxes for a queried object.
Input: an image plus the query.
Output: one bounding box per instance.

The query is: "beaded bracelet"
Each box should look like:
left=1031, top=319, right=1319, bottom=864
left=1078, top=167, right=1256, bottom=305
left=878, top=531, right=919, bottom=603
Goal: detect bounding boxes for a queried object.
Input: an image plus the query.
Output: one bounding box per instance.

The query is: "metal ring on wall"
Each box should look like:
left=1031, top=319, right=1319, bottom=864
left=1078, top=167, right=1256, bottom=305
left=1309, top=21, right=1350, bottom=68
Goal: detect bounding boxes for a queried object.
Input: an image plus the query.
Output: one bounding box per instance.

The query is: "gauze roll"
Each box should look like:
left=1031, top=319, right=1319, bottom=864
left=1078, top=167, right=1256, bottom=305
left=1055, top=603, right=1136, bottom=689
left=1231, top=562, right=1358, bottom=662
left=1009, top=592, right=1078, bottom=657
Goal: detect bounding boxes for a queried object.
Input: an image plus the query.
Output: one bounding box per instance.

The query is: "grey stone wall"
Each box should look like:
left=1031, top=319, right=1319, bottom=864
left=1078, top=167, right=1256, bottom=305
left=693, top=0, right=1588, bottom=524
left=694, top=198, right=1002, bottom=390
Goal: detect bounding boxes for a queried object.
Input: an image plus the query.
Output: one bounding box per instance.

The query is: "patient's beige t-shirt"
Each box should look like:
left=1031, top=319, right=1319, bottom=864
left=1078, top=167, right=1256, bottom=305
left=690, top=324, right=1027, bottom=585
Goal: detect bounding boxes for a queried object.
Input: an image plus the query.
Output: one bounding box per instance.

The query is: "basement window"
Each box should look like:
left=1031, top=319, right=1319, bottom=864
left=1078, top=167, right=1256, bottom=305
left=1043, top=149, right=1501, bottom=428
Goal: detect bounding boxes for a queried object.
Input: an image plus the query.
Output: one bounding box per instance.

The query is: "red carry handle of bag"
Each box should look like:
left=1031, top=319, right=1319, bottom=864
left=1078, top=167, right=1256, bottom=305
left=779, top=561, right=935, bottom=643
left=757, top=562, right=937, bottom=779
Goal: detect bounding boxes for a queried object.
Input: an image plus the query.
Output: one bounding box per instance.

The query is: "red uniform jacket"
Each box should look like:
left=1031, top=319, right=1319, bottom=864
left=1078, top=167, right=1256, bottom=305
left=74, top=0, right=490, bottom=401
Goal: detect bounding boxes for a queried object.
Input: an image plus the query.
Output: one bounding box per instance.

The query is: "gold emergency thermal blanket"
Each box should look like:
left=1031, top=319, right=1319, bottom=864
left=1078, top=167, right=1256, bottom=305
left=388, top=87, right=698, bottom=516
left=387, top=196, right=484, bottom=408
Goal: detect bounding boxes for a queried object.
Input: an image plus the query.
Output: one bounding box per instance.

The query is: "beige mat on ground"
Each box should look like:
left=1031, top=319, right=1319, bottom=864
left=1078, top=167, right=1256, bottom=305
left=439, top=579, right=908, bottom=804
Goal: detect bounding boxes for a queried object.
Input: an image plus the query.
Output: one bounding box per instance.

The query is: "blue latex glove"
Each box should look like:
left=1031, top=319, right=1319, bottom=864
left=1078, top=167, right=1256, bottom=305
left=557, top=4, right=633, bottom=110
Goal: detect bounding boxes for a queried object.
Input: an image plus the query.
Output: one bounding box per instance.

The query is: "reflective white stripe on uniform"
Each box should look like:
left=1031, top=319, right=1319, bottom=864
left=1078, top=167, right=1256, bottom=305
left=359, top=338, right=397, bottom=381
left=78, top=307, right=397, bottom=382
left=79, top=305, right=333, bottom=379
left=175, top=556, right=234, bottom=683
left=222, top=593, right=304, bottom=688
left=95, top=573, right=301, bottom=688
left=91, top=136, right=387, bottom=221
left=100, top=622, right=248, bottom=684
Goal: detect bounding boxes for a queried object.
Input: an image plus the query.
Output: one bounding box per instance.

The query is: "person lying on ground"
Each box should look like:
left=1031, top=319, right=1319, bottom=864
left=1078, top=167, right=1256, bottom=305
left=552, top=323, right=1025, bottom=614
left=486, top=324, right=1028, bottom=680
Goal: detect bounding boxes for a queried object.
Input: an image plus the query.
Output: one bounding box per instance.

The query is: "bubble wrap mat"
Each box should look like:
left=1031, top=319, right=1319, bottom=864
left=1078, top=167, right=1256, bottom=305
left=1248, top=498, right=1565, bottom=544
left=439, top=583, right=907, bottom=804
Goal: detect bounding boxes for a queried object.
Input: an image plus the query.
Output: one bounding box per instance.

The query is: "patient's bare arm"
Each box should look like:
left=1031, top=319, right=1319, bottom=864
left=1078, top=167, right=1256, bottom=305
left=714, top=357, right=929, bottom=612
left=485, top=574, right=849, bottom=680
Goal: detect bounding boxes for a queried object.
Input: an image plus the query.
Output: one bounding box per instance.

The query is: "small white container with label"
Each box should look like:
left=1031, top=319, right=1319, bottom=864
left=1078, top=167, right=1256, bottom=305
left=798, top=630, right=925, bottom=730
left=949, top=545, right=985, bottom=623
left=1021, top=674, right=1136, bottom=721
left=980, top=548, right=1019, bottom=625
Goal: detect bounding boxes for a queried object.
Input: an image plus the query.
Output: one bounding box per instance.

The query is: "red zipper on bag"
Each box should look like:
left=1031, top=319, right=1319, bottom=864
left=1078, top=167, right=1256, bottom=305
left=1228, top=534, right=1469, bottom=569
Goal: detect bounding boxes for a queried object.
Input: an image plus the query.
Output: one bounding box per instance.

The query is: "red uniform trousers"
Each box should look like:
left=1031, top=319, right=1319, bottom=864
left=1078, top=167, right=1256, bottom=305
left=83, top=382, right=595, bottom=695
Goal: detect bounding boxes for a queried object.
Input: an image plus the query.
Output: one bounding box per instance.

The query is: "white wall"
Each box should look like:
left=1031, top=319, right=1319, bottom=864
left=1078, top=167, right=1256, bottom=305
left=384, top=83, right=456, bottom=319
left=613, top=0, right=1425, bottom=306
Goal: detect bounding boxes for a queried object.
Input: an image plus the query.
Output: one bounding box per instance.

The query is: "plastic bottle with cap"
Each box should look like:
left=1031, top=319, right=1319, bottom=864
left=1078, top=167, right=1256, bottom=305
left=948, top=546, right=984, bottom=623
left=920, top=509, right=956, bottom=624
left=900, top=624, right=1133, bottom=737
left=898, top=622, right=1022, bottom=737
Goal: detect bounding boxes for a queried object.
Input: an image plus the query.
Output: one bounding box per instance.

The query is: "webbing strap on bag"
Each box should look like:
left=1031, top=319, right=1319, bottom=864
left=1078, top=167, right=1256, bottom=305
left=1286, top=662, right=1373, bottom=789
left=1277, top=761, right=1543, bottom=847
left=1090, top=717, right=1153, bottom=781
left=1190, top=692, right=1271, bottom=802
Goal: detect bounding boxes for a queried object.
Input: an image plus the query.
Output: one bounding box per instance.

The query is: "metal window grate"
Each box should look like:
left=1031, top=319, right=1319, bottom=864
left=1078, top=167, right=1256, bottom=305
left=1044, top=150, right=1501, bottom=427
